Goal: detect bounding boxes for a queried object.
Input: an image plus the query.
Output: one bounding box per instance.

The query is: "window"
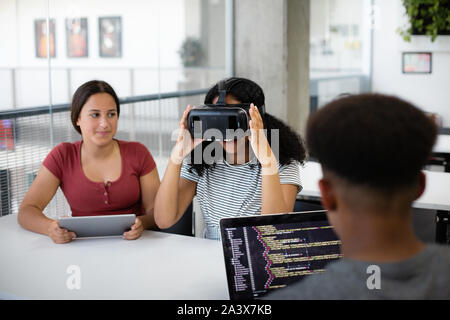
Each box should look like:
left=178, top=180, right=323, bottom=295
left=0, top=0, right=233, bottom=109
left=0, top=0, right=233, bottom=217
left=310, top=0, right=373, bottom=110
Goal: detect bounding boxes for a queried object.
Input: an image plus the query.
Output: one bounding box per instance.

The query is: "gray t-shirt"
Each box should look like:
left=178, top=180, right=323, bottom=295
left=264, top=244, right=450, bottom=300
left=180, top=157, right=302, bottom=240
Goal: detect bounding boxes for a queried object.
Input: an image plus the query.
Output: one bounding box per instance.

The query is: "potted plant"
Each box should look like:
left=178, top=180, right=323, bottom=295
left=178, top=37, right=205, bottom=67
left=397, top=0, right=450, bottom=42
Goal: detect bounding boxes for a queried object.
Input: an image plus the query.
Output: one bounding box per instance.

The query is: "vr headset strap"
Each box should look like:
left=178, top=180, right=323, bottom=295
left=216, top=78, right=266, bottom=117
left=216, top=80, right=227, bottom=107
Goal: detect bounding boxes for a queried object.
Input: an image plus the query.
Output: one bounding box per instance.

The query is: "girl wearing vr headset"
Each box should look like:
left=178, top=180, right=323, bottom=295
left=154, top=78, right=306, bottom=240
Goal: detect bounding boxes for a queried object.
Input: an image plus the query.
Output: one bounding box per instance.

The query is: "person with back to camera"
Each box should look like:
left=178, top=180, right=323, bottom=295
left=154, top=77, right=307, bottom=240
left=18, top=80, right=160, bottom=243
left=265, top=93, right=450, bottom=299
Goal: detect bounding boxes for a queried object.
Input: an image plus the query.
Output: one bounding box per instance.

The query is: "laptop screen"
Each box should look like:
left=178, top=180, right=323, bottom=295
left=219, top=211, right=342, bottom=300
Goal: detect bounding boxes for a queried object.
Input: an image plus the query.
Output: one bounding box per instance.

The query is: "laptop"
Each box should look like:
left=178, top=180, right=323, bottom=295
left=58, top=214, right=136, bottom=239
left=219, top=210, right=342, bottom=300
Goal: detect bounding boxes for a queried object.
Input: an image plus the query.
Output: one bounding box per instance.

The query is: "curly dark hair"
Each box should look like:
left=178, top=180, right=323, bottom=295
left=187, top=77, right=306, bottom=176
left=306, top=93, right=437, bottom=189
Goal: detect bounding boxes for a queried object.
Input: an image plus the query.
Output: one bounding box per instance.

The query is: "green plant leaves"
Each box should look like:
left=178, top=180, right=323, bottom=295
left=398, top=0, right=450, bottom=42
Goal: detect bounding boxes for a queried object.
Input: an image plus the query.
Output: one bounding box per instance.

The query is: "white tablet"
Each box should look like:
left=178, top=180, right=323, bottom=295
left=58, top=214, right=136, bottom=239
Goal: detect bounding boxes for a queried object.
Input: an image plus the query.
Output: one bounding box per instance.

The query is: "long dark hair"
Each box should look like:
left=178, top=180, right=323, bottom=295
left=188, top=77, right=306, bottom=176
left=70, top=80, right=120, bottom=134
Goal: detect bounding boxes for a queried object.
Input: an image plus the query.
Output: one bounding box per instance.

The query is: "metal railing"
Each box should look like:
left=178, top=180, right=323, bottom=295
left=0, top=88, right=208, bottom=218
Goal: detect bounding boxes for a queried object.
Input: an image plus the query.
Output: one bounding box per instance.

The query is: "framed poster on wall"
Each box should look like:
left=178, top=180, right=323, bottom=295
left=34, top=19, right=56, bottom=58
left=66, top=17, right=88, bottom=58
left=99, top=16, right=122, bottom=58
left=402, top=52, right=432, bottom=74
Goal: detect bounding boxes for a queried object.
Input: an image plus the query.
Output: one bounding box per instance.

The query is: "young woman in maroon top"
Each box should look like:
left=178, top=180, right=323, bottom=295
left=18, top=80, right=160, bottom=243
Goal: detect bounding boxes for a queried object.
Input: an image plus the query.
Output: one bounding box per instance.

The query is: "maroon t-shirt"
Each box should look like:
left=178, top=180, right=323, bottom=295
left=43, top=140, right=156, bottom=217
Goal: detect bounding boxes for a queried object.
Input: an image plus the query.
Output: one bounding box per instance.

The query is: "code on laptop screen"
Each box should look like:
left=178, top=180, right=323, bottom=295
left=221, top=213, right=342, bottom=300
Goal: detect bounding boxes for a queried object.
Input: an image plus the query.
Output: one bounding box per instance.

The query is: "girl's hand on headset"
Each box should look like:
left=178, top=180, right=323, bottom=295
left=249, top=104, right=278, bottom=175
left=171, top=105, right=203, bottom=165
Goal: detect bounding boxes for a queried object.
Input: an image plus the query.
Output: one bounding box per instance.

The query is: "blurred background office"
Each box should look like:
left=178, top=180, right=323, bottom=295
left=1, top=0, right=449, bottom=238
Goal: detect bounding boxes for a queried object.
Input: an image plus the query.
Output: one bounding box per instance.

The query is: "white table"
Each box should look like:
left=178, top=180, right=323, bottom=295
left=0, top=214, right=229, bottom=300
left=432, top=135, right=450, bottom=172
left=434, top=135, right=450, bottom=154
left=298, top=161, right=450, bottom=211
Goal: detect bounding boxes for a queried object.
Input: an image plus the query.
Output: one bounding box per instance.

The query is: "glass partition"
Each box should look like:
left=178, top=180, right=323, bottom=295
left=0, top=0, right=232, bottom=110
left=0, top=0, right=233, bottom=217
left=310, top=0, right=373, bottom=110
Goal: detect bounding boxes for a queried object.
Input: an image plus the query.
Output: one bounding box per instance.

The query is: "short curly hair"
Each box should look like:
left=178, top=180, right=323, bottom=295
left=306, top=93, right=437, bottom=189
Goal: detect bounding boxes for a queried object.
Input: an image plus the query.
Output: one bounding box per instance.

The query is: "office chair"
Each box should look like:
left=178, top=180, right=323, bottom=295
left=158, top=202, right=194, bottom=237
left=293, top=199, right=324, bottom=212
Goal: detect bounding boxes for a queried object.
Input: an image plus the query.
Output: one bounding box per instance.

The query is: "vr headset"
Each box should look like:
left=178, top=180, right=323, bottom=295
left=187, top=79, right=265, bottom=141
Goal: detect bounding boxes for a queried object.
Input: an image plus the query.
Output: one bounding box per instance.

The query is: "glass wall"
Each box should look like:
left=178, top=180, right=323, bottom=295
left=0, top=0, right=232, bottom=110
left=310, top=0, right=373, bottom=110
left=0, top=0, right=233, bottom=217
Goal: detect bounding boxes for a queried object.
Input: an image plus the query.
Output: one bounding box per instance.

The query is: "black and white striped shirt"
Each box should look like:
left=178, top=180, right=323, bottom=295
left=180, top=157, right=302, bottom=240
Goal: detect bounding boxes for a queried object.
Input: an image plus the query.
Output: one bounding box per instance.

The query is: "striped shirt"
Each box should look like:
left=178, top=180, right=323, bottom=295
left=180, top=157, right=302, bottom=240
